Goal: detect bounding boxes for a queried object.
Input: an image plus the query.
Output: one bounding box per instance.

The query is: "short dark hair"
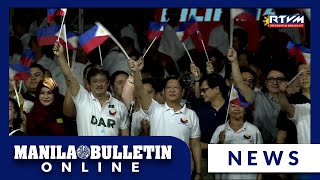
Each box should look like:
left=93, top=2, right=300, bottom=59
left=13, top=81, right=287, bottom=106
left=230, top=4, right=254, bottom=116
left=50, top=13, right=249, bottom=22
left=240, top=67, right=257, bottom=85
left=110, top=71, right=128, bottom=86
left=164, top=76, right=185, bottom=90
left=83, top=64, right=96, bottom=79
left=142, top=78, right=156, bottom=90
left=30, top=63, right=45, bottom=75
left=200, top=73, right=228, bottom=98
left=86, top=65, right=110, bottom=84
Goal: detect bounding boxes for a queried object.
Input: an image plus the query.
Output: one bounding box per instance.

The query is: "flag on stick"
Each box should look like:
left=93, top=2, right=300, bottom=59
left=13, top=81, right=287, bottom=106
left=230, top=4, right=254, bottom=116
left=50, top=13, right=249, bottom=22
left=47, top=8, right=67, bottom=23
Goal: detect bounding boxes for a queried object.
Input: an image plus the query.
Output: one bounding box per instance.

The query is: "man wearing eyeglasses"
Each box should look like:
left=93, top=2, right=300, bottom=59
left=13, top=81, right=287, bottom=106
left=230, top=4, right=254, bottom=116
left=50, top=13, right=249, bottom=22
left=227, top=48, right=286, bottom=144
left=194, top=73, right=229, bottom=179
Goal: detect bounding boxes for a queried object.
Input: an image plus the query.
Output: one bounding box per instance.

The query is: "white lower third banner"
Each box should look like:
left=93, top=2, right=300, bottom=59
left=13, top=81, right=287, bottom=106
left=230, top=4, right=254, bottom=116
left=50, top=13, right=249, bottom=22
left=208, top=144, right=320, bottom=173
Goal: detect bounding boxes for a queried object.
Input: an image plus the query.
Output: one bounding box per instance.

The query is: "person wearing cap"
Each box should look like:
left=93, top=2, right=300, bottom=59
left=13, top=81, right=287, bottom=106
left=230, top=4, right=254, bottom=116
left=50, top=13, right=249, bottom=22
left=210, top=97, right=263, bottom=180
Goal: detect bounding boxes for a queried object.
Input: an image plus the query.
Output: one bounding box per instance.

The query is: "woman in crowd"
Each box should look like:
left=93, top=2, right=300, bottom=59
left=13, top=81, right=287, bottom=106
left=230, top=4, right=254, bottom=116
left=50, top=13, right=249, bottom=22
left=26, top=77, right=65, bottom=135
left=9, top=98, right=25, bottom=136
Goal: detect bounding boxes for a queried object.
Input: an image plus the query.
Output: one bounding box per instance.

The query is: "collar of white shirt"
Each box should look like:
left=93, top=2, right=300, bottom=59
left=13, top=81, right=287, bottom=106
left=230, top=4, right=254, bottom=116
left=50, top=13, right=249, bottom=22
left=225, top=120, right=248, bottom=132
left=90, top=91, right=113, bottom=104
left=164, top=102, right=187, bottom=114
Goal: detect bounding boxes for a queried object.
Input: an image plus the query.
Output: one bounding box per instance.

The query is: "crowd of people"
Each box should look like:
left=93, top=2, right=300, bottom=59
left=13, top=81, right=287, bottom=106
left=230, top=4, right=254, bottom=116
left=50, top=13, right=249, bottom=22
left=9, top=8, right=310, bottom=180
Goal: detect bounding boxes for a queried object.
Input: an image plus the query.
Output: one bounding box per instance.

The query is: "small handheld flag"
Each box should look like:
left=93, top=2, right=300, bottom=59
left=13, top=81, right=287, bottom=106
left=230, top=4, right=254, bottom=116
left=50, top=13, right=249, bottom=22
left=287, top=41, right=311, bottom=64
left=230, top=85, right=255, bottom=110
left=20, top=49, right=34, bottom=68
left=37, top=25, right=60, bottom=46
left=78, top=22, right=111, bottom=54
left=47, top=8, right=67, bottom=23
left=9, top=64, right=31, bottom=81
left=147, top=22, right=165, bottom=41
left=176, top=16, right=198, bottom=42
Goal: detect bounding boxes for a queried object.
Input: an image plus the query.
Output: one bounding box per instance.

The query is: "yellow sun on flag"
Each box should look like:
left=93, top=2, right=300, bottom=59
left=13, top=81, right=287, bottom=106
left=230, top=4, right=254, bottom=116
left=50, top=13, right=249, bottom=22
left=99, top=28, right=106, bottom=34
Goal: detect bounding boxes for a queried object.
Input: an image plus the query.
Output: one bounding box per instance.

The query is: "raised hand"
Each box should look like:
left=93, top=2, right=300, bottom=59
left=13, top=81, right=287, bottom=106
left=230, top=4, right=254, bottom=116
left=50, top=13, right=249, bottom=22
left=136, top=57, right=144, bottom=71
left=279, top=81, right=289, bottom=93
left=52, top=41, right=64, bottom=57
left=128, top=58, right=140, bottom=72
left=227, top=48, right=237, bottom=63
left=190, top=62, right=200, bottom=80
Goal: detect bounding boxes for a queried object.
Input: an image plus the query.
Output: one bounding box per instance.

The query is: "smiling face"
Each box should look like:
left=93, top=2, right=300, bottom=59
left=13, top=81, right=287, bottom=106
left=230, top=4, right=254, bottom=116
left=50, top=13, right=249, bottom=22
left=266, top=70, right=285, bottom=94
left=39, top=87, right=54, bottom=106
left=89, top=73, right=109, bottom=97
left=229, top=103, right=245, bottom=120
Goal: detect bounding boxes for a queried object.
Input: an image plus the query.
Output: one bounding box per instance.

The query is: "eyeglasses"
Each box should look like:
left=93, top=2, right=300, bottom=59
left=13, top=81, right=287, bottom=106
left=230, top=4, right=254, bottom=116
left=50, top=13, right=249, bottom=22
left=200, top=87, right=210, bottom=93
left=266, top=77, right=285, bottom=83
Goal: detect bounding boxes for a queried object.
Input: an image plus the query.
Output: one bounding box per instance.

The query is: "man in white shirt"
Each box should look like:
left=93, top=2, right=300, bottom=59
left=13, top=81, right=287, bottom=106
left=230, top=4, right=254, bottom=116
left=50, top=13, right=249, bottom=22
left=128, top=57, right=202, bottom=179
left=53, top=42, right=129, bottom=136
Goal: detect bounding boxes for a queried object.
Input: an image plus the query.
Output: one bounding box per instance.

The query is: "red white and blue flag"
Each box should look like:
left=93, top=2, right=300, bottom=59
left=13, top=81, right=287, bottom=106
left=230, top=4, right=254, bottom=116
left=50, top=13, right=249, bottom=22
left=231, top=8, right=260, bottom=51
left=20, top=49, right=34, bottom=68
left=147, top=22, right=166, bottom=41
left=287, top=41, right=311, bottom=64
left=78, top=22, right=111, bottom=54
left=47, top=8, right=67, bottom=23
left=59, top=24, right=79, bottom=50
left=37, top=25, right=78, bottom=49
left=176, top=16, right=199, bottom=42
left=230, top=85, right=255, bottom=110
left=9, top=64, right=31, bottom=81
left=64, top=32, right=78, bottom=49
left=37, top=25, right=60, bottom=46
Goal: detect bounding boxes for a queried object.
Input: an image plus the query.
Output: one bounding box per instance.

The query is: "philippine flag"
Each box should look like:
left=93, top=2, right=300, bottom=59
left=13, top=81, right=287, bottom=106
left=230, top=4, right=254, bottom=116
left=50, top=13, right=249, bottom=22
left=78, top=22, right=111, bottom=54
left=59, top=24, right=79, bottom=50
left=37, top=25, right=60, bottom=46
left=47, top=8, right=67, bottom=23
left=287, top=41, right=311, bottom=64
left=147, top=22, right=165, bottom=41
left=176, top=16, right=199, bottom=42
left=66, top=32, right=79, bottom=49
left=20, top=49, right=34, bottom=68
left=9, top=64, right=31, bottom=81
left=230, top=85, right=255, bottom=110
left=231, top=8, right=260, bottom=51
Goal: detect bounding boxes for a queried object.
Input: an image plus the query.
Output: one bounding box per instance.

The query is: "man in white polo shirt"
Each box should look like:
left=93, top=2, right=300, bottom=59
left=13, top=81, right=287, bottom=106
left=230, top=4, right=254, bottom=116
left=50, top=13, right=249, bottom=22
left=53, top=42, right=129, bottom=136
left=128, top=58, right=202, bottom=179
